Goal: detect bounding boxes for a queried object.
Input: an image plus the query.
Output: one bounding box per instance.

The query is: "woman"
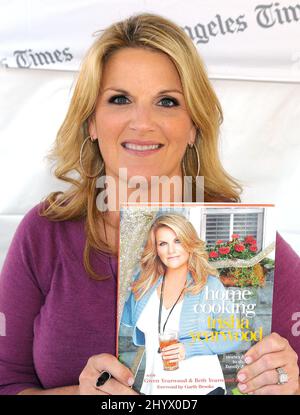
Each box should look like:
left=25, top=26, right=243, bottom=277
left=121, top=213, right=246, bottom=395
left=0, top=13, right=298, bottom=395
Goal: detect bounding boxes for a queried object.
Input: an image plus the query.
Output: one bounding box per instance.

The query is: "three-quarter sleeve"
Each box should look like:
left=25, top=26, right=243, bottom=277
left=0, top=209, right=45, bottom=395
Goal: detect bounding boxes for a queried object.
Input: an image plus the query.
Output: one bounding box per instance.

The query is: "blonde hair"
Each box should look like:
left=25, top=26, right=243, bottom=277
left=131, top=213, right=218, bottom=301
left=41, top=13, right=241, bottom=281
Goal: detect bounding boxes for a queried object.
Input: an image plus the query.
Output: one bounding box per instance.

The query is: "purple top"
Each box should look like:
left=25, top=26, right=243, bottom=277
left=0, top=204, right=299, bottom=395
left=0, top=204, right=117, bottom=395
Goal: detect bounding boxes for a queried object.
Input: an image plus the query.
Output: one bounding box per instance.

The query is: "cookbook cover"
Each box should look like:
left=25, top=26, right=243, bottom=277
left=117, top=204, right=276, bottom=395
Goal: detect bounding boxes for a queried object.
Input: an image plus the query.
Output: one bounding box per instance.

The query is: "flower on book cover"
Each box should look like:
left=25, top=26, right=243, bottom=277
left=207, top=235, right=266, bottom=287
left=208, top=235, right=258, bottom=261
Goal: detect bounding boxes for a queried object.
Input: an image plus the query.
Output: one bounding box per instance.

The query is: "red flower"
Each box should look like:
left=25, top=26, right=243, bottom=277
left=234, top=244, right=245, bottom=252
left=209, top=251, right=219, bottom=258
left=232, top=234, right=240, bottom=239
left=249, top=245, right=257, bottom=252
left=216, top=240, right=223, bottom=245
left=245, top=235, right=256, bottom=244
left=218, top=246, right=231, bottom=255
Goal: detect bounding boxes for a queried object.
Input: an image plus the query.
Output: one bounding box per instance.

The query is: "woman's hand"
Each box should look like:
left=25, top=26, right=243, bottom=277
left=236, top=332, right=299, bottom=395
left=79, top=353, right=139, bottom=395
left=161, top=342, right=186, bottom=363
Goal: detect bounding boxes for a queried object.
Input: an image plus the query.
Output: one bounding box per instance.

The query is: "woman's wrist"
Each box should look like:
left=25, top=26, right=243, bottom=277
left=297, top=377, right=300, bottom=395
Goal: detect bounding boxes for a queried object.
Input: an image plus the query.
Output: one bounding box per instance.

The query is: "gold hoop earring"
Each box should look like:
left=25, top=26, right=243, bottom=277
left=182, top=143, right=200, bottom=178
left=79, top=136, right=104, bottom=178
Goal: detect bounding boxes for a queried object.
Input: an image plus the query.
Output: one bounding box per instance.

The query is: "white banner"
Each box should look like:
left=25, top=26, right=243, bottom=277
left=1, top=0, right=300, bottom=81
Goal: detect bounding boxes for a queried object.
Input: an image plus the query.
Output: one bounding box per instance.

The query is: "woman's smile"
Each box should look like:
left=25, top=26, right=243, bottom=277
left=121, top=140, right=164, bottom=157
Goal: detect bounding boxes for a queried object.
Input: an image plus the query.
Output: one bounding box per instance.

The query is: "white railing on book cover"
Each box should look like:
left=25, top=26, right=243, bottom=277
left=210, top=242, right=275, bottom=269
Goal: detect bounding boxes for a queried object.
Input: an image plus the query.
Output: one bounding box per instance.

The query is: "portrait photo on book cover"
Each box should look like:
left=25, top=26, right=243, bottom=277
left=118, top=204, right=276, bottom=395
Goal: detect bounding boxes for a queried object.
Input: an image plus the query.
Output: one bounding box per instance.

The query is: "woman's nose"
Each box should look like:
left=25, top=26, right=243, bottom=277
left=168, top=243, right=176, bottom=254
left=128, top=103, right=155, bottom=133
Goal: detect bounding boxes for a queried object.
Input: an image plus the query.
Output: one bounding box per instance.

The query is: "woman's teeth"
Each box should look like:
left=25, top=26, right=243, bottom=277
left=123, top=143, right=161, bottom=151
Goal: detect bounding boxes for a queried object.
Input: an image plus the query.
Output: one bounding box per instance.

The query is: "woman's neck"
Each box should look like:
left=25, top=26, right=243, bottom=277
left=103, top=170, right=184, bottom=209
left=98, top=172, right=184, bottom=252
left=164, top=265, right=188, bottom=286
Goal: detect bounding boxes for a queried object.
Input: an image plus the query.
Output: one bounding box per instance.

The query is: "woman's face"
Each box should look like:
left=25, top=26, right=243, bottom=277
left=155, top=226, right=189, bottom=270
left=89, top=47, right=196, bottom=182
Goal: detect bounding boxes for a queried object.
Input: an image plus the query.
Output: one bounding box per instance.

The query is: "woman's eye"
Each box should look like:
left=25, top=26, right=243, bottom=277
left=159, top=242, right=166, bottom=246
left=158, top=97, right=179, bottom=107
left=108, top=95, right=130, bottom=105
left=175, top=239, right=181, bottom=243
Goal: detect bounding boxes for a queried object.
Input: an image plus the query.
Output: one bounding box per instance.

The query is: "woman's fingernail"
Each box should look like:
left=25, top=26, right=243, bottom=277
left=244, top=356, right=252, bottom=364
left=238, top=383, right=248, bottom=392
left=237, top=373, right=246, bottom=382
left=128, top=377, right=135, bottom=386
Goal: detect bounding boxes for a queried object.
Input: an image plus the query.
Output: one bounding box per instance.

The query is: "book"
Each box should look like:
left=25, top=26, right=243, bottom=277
left=117, top=203, right=276, bottom=395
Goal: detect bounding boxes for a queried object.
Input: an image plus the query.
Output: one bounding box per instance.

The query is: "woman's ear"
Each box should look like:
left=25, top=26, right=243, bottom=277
left=88, top=115, right=97, bottom=141
left=188, top=124, right=197, bottom=146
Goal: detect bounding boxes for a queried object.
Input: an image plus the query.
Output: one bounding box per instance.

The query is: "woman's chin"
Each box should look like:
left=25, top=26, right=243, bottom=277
left=165, top=262, right=186, bottom=270
left=119, top=164, right=182, bottom=181
left=116, top=168, right=155, bottom=183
